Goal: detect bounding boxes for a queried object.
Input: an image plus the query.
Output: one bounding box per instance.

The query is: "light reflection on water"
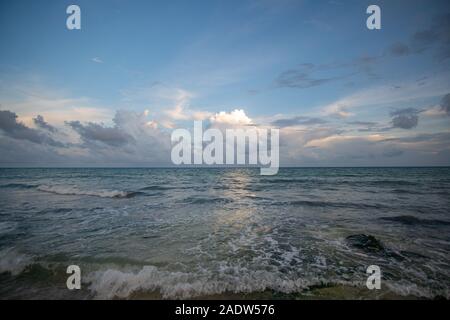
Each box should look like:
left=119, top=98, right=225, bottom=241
left=0, top=167, right=449, bottom=299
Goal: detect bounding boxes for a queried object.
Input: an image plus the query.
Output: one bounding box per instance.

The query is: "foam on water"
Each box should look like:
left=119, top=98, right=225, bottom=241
left=0, top=167, right=449, bottom=299
left=36, top=185, right=132, bottom=198
left=86, top=264, right=330, bottom=299
left=85, top=263, right=449, bottom=299
left=0, top=248, right=34, bottom=276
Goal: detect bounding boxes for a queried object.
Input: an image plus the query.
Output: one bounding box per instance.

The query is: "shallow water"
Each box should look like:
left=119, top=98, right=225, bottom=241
left=0, top=167, right=449, bottom=299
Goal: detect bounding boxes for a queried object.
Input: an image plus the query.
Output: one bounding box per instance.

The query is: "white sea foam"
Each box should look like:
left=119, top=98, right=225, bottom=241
left=37, top=185, right=130, bottom=198
left=86, top=264, right=344, bottom=299
left=0, top=248, right=34, bottom=276
left=85, top=263, right=450, bottom=300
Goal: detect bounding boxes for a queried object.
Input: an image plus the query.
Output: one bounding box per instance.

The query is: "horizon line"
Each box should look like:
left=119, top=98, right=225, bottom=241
left=1, top=166, right=449, bottom=169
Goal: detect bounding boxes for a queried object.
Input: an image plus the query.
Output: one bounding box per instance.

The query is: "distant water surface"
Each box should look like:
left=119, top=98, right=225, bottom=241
left=0, top=167, right=449, bottom=299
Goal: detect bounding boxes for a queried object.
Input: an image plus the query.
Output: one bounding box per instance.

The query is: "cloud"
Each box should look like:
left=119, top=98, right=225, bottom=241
left=91, top=57, right=103, bottom=63
left=297, top=134, right=407, bottom=163
left=422, top=105, right=447, bottom=117
left=276, top=11, right=450, bottom=97
left=346, top=121, right=392, bottom=132
left=271, top=116, right=327, bottom=127
left=0, top=106, right=449, bottom=167
left=347, top=121, right=378, bottom=126
left=120, top=83, right=212, bottom=127
left=440, top=93, right=450, bottom=115
left=388, top=42, right=410, bottom=56
left=383, top=132, right=450, bottom=144
left=277, top=126, right=450, bottom=166
left=390, top=108, right=419, bottom=129
left=276, top=68, right=335, bottom=89
left=66, top=120, right=135, bottom=147
left=274, top=52, right=383, bottom=91
left=0, top=108, right=172, bottom=166
left=275, top=62, right=359, bottom=89
left=0, top=110, right=63, bottom=147
left=163, top=103, right=212, bottom=125
left=33, top=115, right=56, bottom=132
left=422, top=93, right=450, bottom=117
left=385, top=13, right=450, bottom=61
left=0, top=83, right=113, bottom=126
left=210, top=109, right=253, bottom=126
left=322, top=103, right=352, bottom=118
left=321, top=74, right=450, bottom=118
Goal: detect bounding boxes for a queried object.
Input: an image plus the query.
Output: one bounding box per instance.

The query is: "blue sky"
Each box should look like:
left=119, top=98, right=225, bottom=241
left=0, top=0, right=449, bottom=166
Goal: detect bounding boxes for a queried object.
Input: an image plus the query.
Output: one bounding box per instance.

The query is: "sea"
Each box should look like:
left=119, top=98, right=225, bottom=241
left=0, top=167, right=449, bottom=299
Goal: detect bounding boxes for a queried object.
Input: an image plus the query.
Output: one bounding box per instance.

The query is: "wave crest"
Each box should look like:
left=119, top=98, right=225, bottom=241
left=86, top=265, right=342, bottom=299
left=0, top=248, right=34, bottom=276
left=36, top=185, right=138, bottom=199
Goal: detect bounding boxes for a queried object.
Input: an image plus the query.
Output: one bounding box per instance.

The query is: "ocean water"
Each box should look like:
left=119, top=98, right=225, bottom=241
left=0, top=167, right=449, bottom=299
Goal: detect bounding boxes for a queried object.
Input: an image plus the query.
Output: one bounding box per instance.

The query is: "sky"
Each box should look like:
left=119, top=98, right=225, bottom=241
left=0, top=0, right=449, bottom=167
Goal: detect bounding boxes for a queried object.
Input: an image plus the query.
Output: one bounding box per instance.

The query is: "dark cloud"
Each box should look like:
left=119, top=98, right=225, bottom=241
left=277, top=13, right=450, bottom=93
left=347, top=121, right=378, bottom=126
left=385, top=13, right=450, bottom=62
left=389, top=42, right=410, bottom=56
left=411, top=30, right=438, bottom=52
left=66, top=121, right=135, bottom=147
left=411, top=13, right=450, bottom=60
left=0, top=110, right=63, bottom=146
left=440, top=93, right=450, bottom=115
left=346, top=121, right=391, bottom=133
left=383, top=132, right=450, bottom=144
left=33, top=115, right=56, bottom=132
left=275, top=53, right=380, bottom=90
left=276, top=68, right=334, bottom=89
left=271, top=116, right=327, bottom=127
left=390, top=108, right=419, bottom=129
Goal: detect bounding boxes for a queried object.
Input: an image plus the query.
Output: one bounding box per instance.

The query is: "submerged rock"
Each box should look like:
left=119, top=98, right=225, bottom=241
left=345, top=234, right=406, bottom=261
left=345, top=234, right=385, bottom=253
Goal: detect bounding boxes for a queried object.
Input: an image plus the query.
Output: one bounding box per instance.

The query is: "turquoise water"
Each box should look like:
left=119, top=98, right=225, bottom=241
left=0, top=167, right=449, bottom=299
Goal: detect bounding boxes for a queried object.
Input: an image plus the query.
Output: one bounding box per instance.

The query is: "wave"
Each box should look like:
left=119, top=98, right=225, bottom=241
left=392, top=189, right=423, bottom=194
left=36, top=185, right=141, bottom=199
left=273, top=200, right=385, bottom=210
left=0, top=221, right=18, bottom=235
left=0, top=248, right=34, bottom=276
left=140, top=185, right=173, bottom=191
left=85, top=264, right=448, bottom=300
left=367, top=180, right=418, bottom=186
left=380, top=215, right=450, bottom=226
left=1, top=255, right=447, bottom=299
left=181, top=196, right=233, bottom=205
left=0, top=183, right=36, bottom=189
left=257, top=178, right=419, bottom=187
left=86, top=265, right=345, bottom=299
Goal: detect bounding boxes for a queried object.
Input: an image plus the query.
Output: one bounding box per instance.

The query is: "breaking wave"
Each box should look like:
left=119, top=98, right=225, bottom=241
left=36, top=185, right=140, bottom=199
left=86, top=265, right=346, bottom=299
left=85, top=264, right=449, bottom=300
left=0, top=248, right=34, bottom=276
left=1, top=254, right=448, bottom=300
left=0, top=183, right=36, bottom=189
